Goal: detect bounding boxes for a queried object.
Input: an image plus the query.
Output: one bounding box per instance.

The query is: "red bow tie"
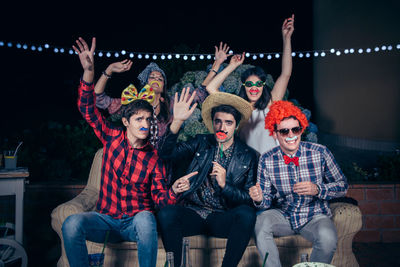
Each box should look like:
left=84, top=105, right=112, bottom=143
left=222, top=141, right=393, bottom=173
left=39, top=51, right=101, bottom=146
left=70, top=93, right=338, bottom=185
left=283, top=155, right=299, bottom=166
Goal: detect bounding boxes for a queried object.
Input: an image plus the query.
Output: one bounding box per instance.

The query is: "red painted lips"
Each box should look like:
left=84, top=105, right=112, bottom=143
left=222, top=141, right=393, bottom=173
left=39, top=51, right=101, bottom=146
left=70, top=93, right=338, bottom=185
left=216, top=132, right=227, bottom=139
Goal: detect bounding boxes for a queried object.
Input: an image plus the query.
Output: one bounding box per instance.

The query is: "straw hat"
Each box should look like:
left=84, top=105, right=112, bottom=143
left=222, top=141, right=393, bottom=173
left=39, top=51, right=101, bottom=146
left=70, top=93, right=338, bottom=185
left=201, top=92, right=252, bottom=133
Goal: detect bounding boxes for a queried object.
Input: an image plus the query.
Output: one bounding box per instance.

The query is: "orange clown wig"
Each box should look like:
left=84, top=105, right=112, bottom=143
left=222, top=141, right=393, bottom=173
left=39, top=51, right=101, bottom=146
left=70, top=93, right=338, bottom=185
left=265, top=100, right=309, bottom=136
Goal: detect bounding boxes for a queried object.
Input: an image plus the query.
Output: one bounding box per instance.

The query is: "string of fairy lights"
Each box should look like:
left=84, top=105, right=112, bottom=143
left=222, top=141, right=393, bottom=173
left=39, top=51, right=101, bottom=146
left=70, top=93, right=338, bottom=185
left=0, top=40, right=399, bottom=61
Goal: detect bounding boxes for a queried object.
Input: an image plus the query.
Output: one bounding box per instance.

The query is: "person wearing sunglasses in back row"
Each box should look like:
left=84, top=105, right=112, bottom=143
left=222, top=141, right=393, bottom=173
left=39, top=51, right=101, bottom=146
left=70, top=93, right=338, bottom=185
left=206, top=14, right=295, bottom=155
left=248, top=100, right=348, bottom=267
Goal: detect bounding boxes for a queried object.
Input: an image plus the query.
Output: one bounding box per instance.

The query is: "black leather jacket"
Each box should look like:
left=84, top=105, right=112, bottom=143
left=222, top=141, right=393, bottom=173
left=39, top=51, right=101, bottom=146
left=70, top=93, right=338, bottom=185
left=158, top=130, right=259, bottom=207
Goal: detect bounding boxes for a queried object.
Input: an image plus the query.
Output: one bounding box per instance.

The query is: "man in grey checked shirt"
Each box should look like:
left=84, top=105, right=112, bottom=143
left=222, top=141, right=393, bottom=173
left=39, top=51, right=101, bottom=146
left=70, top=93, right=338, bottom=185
left=249, top=100, right=348, bottom=266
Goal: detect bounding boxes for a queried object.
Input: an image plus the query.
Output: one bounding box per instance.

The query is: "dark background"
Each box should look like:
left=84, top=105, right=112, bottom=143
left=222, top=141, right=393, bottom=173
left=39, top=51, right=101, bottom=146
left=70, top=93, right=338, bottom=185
left=0, top=1, right=314, bottom=134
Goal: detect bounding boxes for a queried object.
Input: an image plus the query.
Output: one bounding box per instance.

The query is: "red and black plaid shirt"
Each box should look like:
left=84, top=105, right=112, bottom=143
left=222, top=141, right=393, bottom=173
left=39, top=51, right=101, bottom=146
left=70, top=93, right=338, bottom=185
left=78, top=79, right=177, bottom=218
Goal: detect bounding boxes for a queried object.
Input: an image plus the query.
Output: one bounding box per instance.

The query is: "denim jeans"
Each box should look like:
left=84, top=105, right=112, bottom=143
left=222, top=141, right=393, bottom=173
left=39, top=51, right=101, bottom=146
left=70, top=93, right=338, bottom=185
left=62, top=210, right=157, bottom=267
left=254, top=209, right=337, bottom=267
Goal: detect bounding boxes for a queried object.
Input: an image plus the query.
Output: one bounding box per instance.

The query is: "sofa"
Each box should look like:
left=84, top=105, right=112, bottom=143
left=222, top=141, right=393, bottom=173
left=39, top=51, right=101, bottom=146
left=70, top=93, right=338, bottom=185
left=51, top=148, right=362, bottom=267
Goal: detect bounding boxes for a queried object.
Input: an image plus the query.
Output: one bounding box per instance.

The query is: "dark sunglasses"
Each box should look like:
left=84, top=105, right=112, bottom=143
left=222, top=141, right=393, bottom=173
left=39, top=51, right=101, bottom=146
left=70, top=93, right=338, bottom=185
left=276, top=126, right=303, bottom=136
left=243, top=81, right=265, bottom=87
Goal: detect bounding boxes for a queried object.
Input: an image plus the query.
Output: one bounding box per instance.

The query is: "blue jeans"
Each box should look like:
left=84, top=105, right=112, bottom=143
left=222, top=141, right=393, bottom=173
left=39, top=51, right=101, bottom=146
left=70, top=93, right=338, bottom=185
left=254, top=209, right=337, bottom=267
left=62, top=210, right=158, bottom=267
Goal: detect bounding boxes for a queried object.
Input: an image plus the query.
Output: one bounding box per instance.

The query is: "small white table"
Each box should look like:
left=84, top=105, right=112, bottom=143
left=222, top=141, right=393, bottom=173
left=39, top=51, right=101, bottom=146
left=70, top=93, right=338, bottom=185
left=0, top=167, right=29, bottom=244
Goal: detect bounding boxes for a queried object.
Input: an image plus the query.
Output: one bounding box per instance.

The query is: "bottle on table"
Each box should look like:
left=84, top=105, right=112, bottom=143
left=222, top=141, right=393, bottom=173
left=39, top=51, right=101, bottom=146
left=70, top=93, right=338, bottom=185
left=180, top=237, right=192, bottom=267
left=300, top=253, right=309, bottom=262
left=166, top=251, right=174, bottom=267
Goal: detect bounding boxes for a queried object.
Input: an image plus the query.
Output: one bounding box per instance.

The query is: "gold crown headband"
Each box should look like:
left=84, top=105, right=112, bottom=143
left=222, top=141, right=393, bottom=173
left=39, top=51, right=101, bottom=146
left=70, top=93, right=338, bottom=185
left=121, top=83, right=157, bottom=105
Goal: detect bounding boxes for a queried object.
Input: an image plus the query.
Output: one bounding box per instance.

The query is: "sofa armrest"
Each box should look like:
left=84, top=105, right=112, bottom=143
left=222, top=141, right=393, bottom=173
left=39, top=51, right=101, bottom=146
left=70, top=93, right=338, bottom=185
left=51, top=186, right=99, bottom=236
left=330, top=202, right=362, bottom=237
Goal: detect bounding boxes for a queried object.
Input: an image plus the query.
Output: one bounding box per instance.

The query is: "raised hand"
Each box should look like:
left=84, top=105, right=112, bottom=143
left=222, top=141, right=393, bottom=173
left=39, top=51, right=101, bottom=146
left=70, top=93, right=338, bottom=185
left=171, top=171, right=198, bottom=194
left=249, top=183, right=263, bottom=203
left=107, top=59, right=133, bottom=74
left=229, top=52, right=245, bottom=68
left=210, top=161, right=227, bottom=188
left=72, top=37, right=96, bottom=71
left=215, top=42, right=233, bottom=65
left=172, top=87, right=198, bottom=123
left=282, top=14, right=295, bottom=40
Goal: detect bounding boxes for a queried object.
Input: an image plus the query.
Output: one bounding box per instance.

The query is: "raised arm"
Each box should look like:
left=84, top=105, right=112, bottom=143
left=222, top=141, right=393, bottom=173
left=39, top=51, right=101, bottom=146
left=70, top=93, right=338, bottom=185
left=95, top=60, right=132, bottom=113
left=72, top=37, right=96, bottom=83
left=202, top=42, right=233, bottom=87
left=73, top=37, right=120, bottom=144
left=94, top=59, right=132, bottom=94
left=205, top=52, right=245, bottom=94
left=270, top=14, right=294, bottom=102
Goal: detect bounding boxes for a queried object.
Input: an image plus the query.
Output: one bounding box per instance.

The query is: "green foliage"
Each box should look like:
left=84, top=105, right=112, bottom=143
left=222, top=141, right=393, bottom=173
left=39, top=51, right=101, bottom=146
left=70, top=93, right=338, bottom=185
left=376, top=150, right=400, bottom=181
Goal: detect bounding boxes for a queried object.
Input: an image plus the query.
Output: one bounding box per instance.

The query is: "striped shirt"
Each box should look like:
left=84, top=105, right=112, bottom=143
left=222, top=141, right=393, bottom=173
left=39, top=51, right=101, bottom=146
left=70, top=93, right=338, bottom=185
left=78, top=79, right=177, bottom=219
left=255, top=141, right=348, bottom=230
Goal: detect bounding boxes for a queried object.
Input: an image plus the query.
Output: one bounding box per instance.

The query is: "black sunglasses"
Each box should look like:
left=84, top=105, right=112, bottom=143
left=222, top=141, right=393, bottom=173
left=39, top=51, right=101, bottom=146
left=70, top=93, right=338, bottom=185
left=276, top=126, right=303, bottom=136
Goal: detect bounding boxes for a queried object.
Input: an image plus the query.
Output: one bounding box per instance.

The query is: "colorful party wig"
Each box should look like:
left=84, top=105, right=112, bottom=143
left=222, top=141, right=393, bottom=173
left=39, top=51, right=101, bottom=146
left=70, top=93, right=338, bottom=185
left=265, top=100, right=309, bottom=136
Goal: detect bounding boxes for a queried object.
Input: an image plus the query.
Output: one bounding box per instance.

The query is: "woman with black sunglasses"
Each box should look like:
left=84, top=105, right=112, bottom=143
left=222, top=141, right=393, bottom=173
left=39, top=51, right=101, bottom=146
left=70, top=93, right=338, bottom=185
left=205, top=14, right=295, bottom=155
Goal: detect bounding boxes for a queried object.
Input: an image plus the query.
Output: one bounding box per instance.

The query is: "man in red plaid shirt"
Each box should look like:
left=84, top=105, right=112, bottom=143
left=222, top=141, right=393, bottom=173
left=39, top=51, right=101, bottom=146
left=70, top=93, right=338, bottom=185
left=61, top=37, right=196, bottom=267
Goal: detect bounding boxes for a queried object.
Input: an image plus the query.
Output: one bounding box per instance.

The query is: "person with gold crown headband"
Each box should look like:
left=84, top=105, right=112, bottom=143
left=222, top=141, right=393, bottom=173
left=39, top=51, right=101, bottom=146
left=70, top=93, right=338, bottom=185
left=94, top=42, right=233, bottom=149
left=248, top=100, right=348, bottom=267
left=61, top=37, right=198, bottom=267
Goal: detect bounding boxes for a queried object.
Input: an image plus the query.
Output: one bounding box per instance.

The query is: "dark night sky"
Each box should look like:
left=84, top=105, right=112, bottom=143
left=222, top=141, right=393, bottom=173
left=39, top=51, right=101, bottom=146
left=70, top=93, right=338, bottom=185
left=0, top=1, right=314, bottom=138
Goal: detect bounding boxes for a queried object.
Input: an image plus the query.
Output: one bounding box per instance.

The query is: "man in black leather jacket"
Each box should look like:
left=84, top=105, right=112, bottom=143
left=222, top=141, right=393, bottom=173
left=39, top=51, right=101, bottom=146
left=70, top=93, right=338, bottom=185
left=157, top=89, right=259, bottom=267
